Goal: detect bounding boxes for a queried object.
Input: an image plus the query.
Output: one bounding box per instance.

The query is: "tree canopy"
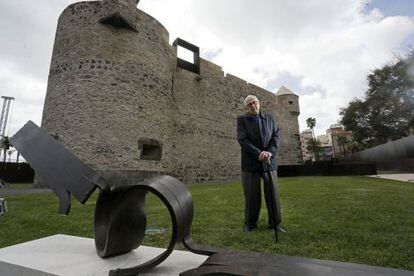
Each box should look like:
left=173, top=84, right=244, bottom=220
left=340, top=51, right=414, bottom=149
left=306, top=138, right=322, bottom=161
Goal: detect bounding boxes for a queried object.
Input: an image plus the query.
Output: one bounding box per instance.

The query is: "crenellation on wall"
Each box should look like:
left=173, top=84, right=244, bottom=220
left=225, top=73, right=248, bottom=87
left=42, top=0, right=301, bottom=184
left=199, top=58, right=225, bottom=80
left=247, top=83, right=270, bottom=95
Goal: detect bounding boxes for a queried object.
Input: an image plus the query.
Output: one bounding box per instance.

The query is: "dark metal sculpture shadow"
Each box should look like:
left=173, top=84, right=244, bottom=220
left=11, top=121, right=217, bottom=276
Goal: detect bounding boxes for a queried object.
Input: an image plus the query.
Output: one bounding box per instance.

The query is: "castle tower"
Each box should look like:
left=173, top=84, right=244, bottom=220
left=276, top=86, right=302, bottom=164
left=42, top=0, right=176, bottom=184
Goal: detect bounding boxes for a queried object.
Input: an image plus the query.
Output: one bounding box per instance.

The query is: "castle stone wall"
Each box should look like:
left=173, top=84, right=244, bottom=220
left=41, top=0, right=302, bottom=185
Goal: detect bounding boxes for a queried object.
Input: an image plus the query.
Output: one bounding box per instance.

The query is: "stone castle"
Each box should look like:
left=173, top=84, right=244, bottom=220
left=41, top=0, right=302, bottom=184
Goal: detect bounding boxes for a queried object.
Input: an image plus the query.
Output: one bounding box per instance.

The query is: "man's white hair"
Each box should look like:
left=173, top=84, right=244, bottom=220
left=244, top=95, right=259, bottom=107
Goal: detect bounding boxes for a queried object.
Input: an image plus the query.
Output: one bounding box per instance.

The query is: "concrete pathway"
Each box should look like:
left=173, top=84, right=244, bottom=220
left=368, top=174, right=414, bottom=182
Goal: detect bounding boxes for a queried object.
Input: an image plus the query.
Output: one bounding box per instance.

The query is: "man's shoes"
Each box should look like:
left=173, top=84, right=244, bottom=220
left=267, top=225, right=286, bottom=233
left=244, top=225, right=257, bottom=232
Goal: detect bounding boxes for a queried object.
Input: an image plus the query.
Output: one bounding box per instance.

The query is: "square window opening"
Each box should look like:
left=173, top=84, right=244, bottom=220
left=139, top=140, right=162, bottom=161
left=177, top=47, right=195, bottom=64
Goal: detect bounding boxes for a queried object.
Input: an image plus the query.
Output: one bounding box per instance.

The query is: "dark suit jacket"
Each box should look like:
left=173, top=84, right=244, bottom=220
left=237, top=112, right=280, bottom=171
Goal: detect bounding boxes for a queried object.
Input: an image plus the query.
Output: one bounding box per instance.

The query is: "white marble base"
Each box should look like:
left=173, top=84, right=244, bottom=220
left=0, top=234, right=208, bottom=276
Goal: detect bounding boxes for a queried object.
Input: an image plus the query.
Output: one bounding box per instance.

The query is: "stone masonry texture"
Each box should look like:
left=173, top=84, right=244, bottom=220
left=41, top=0, right=302, bottom=185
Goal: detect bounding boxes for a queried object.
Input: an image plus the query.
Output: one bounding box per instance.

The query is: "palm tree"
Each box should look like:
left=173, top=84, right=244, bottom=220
left=306, top=117, right=316, bottom=139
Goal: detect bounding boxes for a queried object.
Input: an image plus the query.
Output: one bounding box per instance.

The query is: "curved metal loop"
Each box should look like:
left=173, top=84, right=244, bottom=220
left=95, top=175, right=214, bottom=276
left=94, top=186, right=147, bottom=258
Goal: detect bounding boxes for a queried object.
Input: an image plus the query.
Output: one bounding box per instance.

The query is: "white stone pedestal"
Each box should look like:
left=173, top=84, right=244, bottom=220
left=0, top=234, right=208, bottom=276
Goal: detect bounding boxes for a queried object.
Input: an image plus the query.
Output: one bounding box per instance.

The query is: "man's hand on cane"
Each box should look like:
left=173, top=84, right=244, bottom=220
left=259, top=151, right=272, bottom=164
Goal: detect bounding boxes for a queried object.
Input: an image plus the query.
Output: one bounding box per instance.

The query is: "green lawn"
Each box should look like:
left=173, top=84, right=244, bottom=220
left=1, top=176, right=413, bottom=271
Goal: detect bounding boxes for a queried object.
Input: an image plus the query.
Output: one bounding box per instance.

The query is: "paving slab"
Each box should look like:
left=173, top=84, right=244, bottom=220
left=0, top=234, right=207, bottom=276
left=368, top=174, right=414, bottom=182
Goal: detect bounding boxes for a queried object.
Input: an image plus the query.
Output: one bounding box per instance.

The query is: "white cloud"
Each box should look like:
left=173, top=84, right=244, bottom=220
left=299, top=91, right=343, bottom=133
left=0, top=63, right=46, bottom=136
left=0, top=1, right=74, bottom=79
left=0, top=0, right=75, bottom=136
left=0, top=0, right=414, bottom=138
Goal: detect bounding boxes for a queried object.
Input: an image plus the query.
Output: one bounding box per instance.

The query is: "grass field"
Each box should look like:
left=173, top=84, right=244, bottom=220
left=0, top=176, right=413, bottom=271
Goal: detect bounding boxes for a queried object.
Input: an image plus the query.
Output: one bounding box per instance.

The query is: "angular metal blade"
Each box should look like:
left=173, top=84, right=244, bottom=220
left=10, top=121, right=104, bottom=214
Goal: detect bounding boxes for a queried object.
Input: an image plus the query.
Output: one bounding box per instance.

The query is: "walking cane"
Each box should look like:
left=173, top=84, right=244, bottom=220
left=265, top=161, right=279, bottom=242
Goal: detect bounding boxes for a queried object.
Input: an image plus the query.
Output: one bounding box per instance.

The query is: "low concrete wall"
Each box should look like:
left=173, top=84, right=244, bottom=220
left=278, top=163, right=377, bottom=177
left=348, top=136, right=414, bottom=173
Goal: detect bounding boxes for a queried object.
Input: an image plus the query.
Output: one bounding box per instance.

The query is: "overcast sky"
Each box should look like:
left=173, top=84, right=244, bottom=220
left=0, top=0, right=413, bottom=138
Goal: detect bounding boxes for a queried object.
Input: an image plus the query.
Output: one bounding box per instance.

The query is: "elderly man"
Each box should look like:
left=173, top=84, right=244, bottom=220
left=236, top=95, right=285, bottom=233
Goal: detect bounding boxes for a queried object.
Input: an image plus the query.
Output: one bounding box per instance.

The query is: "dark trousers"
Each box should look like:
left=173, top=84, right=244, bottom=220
left=241, top=170, right=281, bottom=228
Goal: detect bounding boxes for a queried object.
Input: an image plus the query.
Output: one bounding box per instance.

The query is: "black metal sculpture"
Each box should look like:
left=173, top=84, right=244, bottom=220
left=11, top=121, right=217, bottom=276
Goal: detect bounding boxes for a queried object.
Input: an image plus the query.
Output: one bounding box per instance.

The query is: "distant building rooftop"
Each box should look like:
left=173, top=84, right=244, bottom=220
left=329, top=123, right=343, bottom=129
